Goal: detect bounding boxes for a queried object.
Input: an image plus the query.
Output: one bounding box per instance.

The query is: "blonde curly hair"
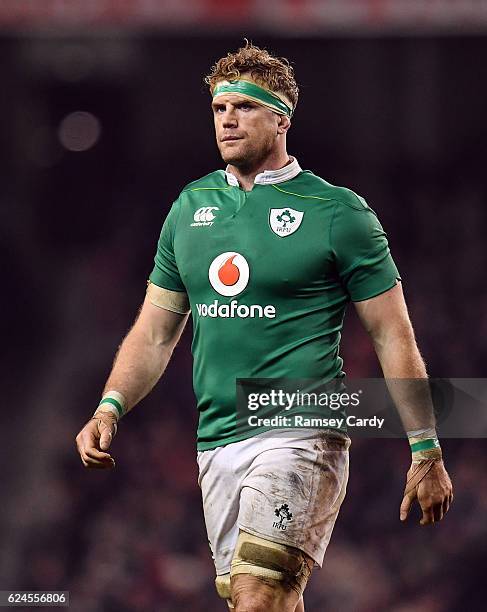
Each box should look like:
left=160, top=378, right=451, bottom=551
left=205, top=40, right=299, bottom=110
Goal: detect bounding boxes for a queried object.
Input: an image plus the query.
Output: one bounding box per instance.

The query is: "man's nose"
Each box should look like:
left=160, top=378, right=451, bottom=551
left=222, top=108, right=237, bottom=127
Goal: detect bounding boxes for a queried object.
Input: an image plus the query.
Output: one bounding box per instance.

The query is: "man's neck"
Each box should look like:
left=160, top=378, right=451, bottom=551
left=226, top=151, right=291, bottom=192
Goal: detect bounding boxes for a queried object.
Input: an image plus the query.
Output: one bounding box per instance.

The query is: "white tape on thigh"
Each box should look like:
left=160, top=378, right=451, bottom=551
left=231, top=531, right=311, bottom=595
left=215, top=574, right=234, bottom=609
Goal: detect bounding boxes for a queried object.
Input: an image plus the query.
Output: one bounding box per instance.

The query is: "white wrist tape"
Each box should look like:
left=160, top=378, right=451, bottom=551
left=94, top=390, right=127, bottom=421
left=407, top=428, right=442, bottom=462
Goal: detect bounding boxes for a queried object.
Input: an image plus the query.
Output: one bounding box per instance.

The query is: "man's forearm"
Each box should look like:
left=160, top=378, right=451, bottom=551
left=103, top=324, right=175, bottom=413
left=373, top=323, right=435, bottom=432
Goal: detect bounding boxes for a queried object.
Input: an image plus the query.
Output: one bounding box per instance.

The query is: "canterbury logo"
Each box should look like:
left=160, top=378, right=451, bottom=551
left=191, top=206, right=219, bottom=227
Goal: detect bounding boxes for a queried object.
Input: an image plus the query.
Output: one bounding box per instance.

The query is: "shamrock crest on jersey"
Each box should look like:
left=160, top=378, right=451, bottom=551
left=269, top=207, right=304, bottom=237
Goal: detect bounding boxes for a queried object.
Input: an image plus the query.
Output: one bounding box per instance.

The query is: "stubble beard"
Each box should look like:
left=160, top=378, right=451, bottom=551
left=219, top=133, right=275, bottom=172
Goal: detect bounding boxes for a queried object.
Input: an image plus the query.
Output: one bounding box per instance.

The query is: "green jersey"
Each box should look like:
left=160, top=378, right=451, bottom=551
left=149, top=159, right=400, bottom=450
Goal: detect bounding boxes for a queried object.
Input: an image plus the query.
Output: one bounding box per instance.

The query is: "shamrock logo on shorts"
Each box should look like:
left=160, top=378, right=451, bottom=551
left=273, top=503, right=293, bottom=530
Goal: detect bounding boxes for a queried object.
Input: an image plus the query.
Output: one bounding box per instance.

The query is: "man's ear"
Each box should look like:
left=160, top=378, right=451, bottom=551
left=277, top=115, right=291, bottom=135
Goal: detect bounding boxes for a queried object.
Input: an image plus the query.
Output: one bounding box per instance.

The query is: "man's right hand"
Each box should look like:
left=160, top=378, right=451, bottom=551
left=75, top=411, right=118, bottom=469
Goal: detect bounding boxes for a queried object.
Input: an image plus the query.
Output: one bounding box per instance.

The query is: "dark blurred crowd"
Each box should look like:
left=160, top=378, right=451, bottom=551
left=1, top=36, right=486, bottom=612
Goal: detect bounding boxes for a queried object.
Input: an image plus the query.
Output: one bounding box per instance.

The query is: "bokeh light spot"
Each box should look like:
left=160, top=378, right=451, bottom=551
left=58, top=111, right=101, bottom=152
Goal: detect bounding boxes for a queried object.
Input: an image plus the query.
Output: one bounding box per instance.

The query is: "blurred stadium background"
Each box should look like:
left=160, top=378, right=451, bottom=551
left=0, top=1, right=486, bottom=611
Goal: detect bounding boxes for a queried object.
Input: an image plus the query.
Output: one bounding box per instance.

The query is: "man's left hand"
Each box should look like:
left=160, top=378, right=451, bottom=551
left=400, top=460, right=453, bottom=525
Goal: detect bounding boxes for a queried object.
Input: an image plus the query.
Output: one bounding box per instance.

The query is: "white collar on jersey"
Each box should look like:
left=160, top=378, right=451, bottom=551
left=224, top=156, right=302, bottom=186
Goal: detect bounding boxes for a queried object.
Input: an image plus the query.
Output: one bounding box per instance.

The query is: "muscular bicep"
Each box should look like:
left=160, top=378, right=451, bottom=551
left=354, top=281, right=413, bottom=344
left=133, top=289, right=189, bottom=350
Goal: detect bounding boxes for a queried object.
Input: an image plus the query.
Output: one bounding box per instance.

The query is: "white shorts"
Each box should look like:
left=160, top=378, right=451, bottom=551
left=197, top=429, right=350, bottom=576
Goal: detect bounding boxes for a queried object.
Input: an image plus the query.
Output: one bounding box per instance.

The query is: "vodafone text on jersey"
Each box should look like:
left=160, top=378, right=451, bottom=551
left=196, top=252, right=276, bottom=319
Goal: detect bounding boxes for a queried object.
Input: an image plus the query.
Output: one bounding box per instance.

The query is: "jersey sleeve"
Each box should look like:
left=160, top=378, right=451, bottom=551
left=149, top=199, right=186, bottom=292
left=331, top=196, right=401, bottom=302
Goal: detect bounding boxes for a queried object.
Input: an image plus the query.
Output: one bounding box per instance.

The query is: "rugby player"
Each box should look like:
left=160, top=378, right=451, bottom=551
left=76, top=42, right=453, bottom=612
